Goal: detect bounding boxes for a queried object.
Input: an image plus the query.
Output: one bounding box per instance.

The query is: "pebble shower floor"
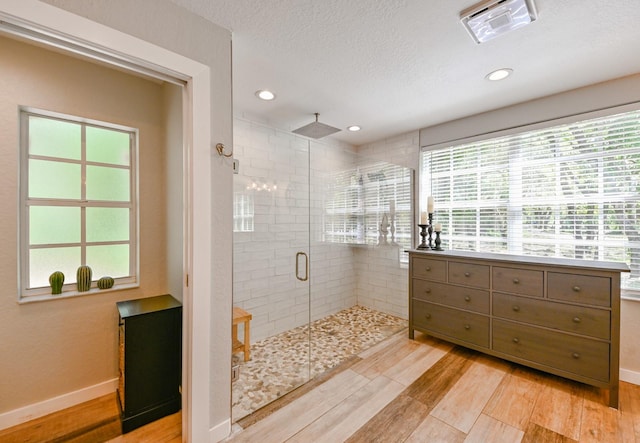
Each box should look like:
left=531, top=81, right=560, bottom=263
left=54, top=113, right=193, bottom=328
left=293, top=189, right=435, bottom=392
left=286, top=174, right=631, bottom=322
left=231, top=305, right=407, bottom=421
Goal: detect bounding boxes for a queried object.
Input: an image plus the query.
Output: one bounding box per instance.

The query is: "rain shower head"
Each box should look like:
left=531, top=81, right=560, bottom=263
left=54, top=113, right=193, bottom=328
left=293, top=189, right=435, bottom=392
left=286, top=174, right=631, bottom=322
left=292, top=113, right=341, bottom=139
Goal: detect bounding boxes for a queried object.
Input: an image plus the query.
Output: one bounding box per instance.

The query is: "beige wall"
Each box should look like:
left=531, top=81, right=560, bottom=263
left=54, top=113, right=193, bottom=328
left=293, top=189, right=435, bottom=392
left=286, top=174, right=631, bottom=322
left=0, top=36, right=174, bottom=411
left=163, top=83, right=184, bottom=303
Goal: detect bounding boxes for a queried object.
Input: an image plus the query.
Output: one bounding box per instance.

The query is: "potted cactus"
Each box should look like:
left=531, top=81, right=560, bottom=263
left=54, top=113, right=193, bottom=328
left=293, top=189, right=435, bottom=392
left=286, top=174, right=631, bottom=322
left=97, top=276, right=115, bottom=289
left=76, top=265, right=92, bottom=292
left=49, top=271, right=65, bottom=295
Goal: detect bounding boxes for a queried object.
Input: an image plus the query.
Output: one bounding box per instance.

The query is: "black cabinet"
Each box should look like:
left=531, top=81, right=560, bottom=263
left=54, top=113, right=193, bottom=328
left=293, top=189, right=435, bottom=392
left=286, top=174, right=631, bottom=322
left=117, top=294, right=182, bottom=433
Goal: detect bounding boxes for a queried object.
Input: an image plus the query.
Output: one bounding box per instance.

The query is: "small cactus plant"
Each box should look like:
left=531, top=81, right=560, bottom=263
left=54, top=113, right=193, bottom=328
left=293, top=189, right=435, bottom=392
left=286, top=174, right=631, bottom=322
left=49, top=271, right=65, bottom=295
left=97, top=276, right=115, bottom=290
left=76, top=265, right=92, bottom=292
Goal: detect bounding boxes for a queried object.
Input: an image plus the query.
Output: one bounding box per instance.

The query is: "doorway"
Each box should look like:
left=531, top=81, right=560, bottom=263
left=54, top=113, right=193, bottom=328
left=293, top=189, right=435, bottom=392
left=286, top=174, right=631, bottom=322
left=0, top=4, right=216, bottom=440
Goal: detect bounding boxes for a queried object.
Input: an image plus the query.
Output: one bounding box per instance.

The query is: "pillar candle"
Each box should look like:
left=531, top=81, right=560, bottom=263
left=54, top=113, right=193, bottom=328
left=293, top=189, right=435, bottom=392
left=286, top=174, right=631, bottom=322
left=389, top=200, right=395, bottom=216
left=427, top=196, right=434, bottom=213
left=420, top=211, right=427, bottom=224
left=434, top=222, right=442, bottom=232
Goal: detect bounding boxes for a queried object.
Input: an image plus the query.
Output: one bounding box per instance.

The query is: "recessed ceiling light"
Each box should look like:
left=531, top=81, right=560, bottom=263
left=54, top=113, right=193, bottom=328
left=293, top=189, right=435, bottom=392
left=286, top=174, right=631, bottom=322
left=486, top=68, right=513, bottom=81
left=255, top=90, right=276, bottom=101
left=347, top=125, right=361, bottom=132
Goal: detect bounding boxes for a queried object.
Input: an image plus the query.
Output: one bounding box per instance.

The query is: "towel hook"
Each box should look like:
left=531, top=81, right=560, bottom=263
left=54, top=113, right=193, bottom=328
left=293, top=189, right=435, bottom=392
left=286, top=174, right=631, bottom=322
left=215, top=143, right=233, bottom=158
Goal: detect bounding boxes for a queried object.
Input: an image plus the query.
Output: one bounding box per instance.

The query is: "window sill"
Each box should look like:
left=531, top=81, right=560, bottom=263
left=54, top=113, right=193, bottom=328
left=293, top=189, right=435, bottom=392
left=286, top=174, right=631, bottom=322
left=622, top=290, right=640, bottom=302
left=18, top=282, right=139, bottom=304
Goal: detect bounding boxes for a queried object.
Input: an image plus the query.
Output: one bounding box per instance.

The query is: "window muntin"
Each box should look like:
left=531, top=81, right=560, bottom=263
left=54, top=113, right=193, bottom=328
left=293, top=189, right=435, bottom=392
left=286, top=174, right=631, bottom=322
left=420, top=108, right=640, bottom=294
left=20, top=109, right=137, bottom=298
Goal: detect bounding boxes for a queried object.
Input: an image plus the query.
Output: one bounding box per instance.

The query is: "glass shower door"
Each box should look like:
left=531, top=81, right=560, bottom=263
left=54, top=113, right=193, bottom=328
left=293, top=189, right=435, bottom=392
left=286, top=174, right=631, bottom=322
left=231, top=123, right=311, bottom=421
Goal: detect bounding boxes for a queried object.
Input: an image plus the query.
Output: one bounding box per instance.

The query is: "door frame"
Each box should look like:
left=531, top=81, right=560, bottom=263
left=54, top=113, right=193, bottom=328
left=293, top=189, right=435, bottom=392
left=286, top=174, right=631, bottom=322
left=0, top=1, right=214, bottom=441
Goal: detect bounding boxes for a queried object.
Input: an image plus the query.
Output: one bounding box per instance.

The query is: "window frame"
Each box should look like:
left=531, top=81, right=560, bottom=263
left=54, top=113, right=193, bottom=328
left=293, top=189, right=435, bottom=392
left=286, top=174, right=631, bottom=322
left=420, top=102, right=640, bottom=298
left=19, top=107, right=139, bottom=301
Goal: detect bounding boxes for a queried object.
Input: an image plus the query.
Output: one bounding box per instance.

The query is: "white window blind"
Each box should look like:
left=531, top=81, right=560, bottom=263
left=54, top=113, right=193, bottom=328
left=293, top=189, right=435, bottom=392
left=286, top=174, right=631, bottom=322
left=421, top=108, right=640, bottom=294
left=324, top=162, right=413, bottom=261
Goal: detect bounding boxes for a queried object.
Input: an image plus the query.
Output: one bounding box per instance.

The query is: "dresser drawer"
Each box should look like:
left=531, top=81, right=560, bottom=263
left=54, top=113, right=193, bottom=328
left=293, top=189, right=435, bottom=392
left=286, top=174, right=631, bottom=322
left=493, top=292, right=610, bottom=340
left=411, top=257, right=446, bottom=281
left=413, top=279, right=489, bottom=314
left=412, top=300, right=489, bottom=348
left=449, top=261, right=490, bottom=289
left=548, top=272, right=611, bottom=307
left=493, top=320, right=609, bottom=382
left=493, top=267, right=543, bottom=297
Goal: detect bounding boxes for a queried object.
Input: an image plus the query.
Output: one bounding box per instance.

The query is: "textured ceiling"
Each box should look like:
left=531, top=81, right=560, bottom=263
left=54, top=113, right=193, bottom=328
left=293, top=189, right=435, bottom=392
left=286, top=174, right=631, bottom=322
left=169, top=0, right=640, bottom=145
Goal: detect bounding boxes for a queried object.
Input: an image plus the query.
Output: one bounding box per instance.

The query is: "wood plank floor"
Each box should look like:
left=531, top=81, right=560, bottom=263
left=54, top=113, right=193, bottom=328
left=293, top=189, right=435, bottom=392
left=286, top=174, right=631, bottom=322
left=0, top=394, right=181, bottom=443
left=228, top=330, right=640, bottom=443
left=3, top=329, right=640, bottom=442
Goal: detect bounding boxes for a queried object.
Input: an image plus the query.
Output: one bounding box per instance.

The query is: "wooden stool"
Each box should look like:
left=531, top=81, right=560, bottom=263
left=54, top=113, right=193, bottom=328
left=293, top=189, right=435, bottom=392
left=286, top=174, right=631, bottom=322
left=232, top=307, right=252, bottom=362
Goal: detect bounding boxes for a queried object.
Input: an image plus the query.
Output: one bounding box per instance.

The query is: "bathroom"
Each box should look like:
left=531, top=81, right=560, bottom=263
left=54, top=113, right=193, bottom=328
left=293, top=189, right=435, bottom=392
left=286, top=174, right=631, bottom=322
left=231, top=116, right=419, bottom=420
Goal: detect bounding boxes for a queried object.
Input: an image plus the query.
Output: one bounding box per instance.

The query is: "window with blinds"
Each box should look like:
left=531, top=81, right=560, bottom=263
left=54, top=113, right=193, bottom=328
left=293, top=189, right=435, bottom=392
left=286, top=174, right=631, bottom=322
left=420, top=108, right=640, bottom=294
left=324, top=162, right=413, bottom=261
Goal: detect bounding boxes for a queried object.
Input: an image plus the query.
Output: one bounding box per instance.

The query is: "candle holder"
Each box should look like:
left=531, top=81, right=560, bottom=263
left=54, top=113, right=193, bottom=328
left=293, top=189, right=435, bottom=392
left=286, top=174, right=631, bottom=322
left=378, top=213, right=390, bottom=245
left=417, top=224, right=429, bottom=249
left=427, top=213, right=434, bottom=249
left=389, top=216, right=398, bottom=245
left=434, top=231, right=443, bottom=250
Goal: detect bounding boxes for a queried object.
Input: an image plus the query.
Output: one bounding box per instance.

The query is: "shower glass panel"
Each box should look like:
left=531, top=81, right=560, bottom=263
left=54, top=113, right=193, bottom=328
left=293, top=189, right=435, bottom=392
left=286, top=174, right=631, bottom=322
left=232, top=121, right=311, bottom=421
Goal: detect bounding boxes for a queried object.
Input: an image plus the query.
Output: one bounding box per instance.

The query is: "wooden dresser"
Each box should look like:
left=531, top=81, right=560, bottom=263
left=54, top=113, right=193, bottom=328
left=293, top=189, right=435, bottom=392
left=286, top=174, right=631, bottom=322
left=408, top=250, right=629, bottom=407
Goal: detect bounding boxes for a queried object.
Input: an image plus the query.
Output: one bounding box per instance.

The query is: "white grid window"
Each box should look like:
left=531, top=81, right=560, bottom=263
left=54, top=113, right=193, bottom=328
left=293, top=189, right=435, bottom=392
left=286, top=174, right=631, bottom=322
left=233, top=191, right=255, bottom=232
left=420, top=107, right=640, bottom=295
left=19, top=109, right=138, bottom=299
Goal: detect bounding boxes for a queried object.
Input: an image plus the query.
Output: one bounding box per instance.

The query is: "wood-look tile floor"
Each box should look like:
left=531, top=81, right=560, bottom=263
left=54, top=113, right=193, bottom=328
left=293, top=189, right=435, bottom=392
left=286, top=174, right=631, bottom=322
left=3, top=329, right=640, bottom=442
left=0, top=391, right=181, bottom=443
left=228, top=330, right=640, bottom=443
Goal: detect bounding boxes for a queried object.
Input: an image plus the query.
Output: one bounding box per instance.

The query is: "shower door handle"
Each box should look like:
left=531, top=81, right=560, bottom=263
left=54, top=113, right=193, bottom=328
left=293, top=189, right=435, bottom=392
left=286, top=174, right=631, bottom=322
left=296, top=252, right=309, bottom=282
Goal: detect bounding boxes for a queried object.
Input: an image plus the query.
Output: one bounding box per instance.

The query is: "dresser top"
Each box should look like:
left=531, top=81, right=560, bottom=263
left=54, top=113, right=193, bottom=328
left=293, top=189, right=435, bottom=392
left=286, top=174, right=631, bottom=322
left=407, top=249, right=630, bottom=273
left=117, top=294, right=181, bottom=318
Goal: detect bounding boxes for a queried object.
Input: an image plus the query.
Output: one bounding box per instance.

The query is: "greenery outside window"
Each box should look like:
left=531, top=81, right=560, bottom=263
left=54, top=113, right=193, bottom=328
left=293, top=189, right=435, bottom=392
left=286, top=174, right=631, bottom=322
left=19, top=108, right=138, bottom=300
left=420, top=106, right=640, bottom=295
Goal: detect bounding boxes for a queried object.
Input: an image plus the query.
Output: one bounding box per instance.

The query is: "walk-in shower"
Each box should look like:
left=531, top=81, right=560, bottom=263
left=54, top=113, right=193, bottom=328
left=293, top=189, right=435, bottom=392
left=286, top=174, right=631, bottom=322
left=231, top=118, right=413, bottom=421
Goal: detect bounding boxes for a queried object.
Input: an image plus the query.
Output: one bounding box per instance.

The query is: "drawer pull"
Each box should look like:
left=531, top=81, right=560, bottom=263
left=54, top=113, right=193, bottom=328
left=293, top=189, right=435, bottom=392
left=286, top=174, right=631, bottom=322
left=425, top=313, right=431, bottom=319
left=572, top=317, right=581, bottom=323
left=464, top=296, right=471, bottom=302
left=512, top=337, right=520, bottom=344
left=513, top=278, right=520, bottom=284
left=572, top=353, right=580, bottom=359
left=464, top=272, right=470, bottom=277
left=464, top=324, right=470, bottom=330
left=425, top=288, right=431, bottom=294
left=426, top=266, right=431, bottom=271
left=512, top=305, right=520, bottom=312
left=573, top=285, right=581, bottom=292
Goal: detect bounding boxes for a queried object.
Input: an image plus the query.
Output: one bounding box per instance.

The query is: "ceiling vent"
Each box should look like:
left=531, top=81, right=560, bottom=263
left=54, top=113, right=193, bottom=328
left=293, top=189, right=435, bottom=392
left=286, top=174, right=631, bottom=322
left=460, top=0, right=537, bottom=44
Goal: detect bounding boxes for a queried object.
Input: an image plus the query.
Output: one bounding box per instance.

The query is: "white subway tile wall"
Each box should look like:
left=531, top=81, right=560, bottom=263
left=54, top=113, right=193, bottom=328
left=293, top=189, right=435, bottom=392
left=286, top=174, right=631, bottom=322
left=233, top=118, right=358, bottom=341
left=234, top=118, right=420, bottom=341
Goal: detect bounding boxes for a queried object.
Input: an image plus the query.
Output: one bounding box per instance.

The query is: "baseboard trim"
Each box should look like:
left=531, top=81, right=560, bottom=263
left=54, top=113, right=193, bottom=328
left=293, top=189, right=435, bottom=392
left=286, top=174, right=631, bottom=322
left=620, top=368, right=640, bottom=386
left=210, top=418, right=231, bottom=443
left=0, top=378, right=118, bottom=431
